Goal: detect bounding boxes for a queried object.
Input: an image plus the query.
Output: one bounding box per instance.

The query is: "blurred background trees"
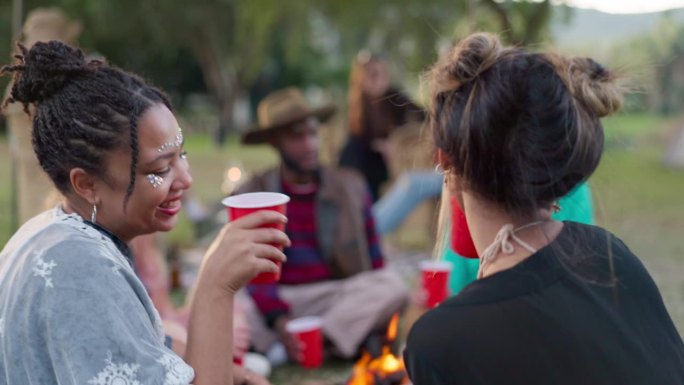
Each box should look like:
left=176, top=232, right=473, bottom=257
left=1, top=0, right=576, bottom=141
left=1, top=0, right=684, bottom=140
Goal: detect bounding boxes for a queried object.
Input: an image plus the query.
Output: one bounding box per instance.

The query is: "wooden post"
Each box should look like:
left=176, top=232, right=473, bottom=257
left=3, top=8, right=82, bottom=226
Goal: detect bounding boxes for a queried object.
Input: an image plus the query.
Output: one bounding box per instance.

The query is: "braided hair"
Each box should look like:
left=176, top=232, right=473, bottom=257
left=1, top=40, right=171, bottom=208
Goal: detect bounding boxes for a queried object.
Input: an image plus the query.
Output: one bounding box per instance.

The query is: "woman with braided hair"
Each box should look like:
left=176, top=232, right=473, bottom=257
left=0, top=41, right=287, bottom=385
left=404, top=33, right=684, bottom=385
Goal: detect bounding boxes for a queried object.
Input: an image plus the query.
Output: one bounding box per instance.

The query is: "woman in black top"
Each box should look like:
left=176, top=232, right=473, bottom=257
left=404, top=33, right=684, bottom=385
left=339, top=52, right=424, bottom=202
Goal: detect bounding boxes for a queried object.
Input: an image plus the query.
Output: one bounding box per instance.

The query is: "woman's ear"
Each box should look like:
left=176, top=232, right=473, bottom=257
left=69, top=168, right=98, bottom=204
left=436, top=149, right=464, bottom=200
left=436, top=149, right=451, bottom=171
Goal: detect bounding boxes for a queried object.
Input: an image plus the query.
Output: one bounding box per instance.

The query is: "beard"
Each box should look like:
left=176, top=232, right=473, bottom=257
left=279, top=149, right=319, bottom=178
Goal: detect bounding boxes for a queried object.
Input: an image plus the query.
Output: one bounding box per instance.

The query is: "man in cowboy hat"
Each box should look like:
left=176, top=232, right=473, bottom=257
left=235, top=87, right=408, bottom=363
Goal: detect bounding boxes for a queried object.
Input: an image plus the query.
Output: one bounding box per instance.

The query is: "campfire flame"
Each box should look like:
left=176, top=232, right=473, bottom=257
left=387, top=313, right=398, bottom=341
left=347, top=314, right=410, bottom=385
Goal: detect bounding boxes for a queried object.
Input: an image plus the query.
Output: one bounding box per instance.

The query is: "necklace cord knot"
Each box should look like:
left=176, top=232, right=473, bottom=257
left=477, top=221, right=545, bottom=279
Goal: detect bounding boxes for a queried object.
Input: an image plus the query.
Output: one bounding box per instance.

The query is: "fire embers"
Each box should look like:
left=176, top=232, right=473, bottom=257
left=347, top=314, right=410, bottom=385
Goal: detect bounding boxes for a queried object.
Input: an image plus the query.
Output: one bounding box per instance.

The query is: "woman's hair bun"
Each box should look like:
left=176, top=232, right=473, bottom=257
left=567, top=57, right=623, bottom=117
left=2, top=40, right=92, bottom=106
left=430, top=32, right=504, bottom=94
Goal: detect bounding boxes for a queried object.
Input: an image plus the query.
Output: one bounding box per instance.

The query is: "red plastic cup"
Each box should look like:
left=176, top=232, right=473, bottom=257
left=419, top=260, right=453, bottom=308
left=232, top=340, right=246, bottom=366
left=285, top=316, right=324, bottom=369
left=222, top=192, right=290, bottom=284
left=450, top=196, right=478, bottom=259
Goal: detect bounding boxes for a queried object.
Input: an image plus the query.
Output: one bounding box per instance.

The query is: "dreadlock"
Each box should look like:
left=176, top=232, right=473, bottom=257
left=1, top=40, right=171, bottom=208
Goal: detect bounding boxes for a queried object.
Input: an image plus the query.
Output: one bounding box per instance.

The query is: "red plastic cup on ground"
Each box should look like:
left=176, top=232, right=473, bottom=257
left=419, top=260, right=453, bottom=308
left=285, top=316, right=324, bottom=369
left=450, top=196, right=478, bottom=258
left=232, top=339, right=246, bottom=366
left=222, top=192, right=290, bottom=284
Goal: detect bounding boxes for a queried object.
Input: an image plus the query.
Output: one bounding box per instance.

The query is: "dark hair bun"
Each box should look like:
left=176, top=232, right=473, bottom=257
left=568, top=57, right=623, bottom=117
left=2, top=40, right=91, bottom=106
left=431, top=33, right=505, bottom=95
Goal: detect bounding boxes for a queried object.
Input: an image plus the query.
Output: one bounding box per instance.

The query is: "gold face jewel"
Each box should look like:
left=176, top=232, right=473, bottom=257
left=147, top=174, right=164, bottom=188
left=157, top=127, right=184, bottom=153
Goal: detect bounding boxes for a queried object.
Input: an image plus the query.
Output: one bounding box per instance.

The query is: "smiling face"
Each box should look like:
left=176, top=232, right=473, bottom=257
left=93, top=103, right=192, bottom=241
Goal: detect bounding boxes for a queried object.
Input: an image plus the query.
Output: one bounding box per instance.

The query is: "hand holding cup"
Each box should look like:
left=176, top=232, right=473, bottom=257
left=199, top=209, right=290, bottom=295
left=223, top=192, right=291, bottom=284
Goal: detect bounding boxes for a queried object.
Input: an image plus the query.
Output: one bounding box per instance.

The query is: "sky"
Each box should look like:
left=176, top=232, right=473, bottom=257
left=564, top=0, right=684, bottom=14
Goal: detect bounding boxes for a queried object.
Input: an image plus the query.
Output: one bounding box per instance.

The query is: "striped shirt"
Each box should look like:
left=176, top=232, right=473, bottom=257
left=247, top=179, right=383, bottom=326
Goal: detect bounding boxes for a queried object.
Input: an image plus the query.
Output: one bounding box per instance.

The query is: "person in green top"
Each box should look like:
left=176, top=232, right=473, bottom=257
left=443, top=182, right=595, bottom=296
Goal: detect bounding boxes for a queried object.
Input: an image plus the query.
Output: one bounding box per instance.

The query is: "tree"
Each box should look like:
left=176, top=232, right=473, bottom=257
left=55, top=0, right=299, bottom=143
left=5, top=0, right=569, bottom=142
left=479, top=0, right=571, bottom=46
left=141, top=0, right=297, bottom=143
left=605, top=14, right=684, bottom=114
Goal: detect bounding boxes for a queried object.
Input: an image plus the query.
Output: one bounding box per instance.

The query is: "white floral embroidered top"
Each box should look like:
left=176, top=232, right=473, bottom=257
left=0, top=206, right=194, bottom=384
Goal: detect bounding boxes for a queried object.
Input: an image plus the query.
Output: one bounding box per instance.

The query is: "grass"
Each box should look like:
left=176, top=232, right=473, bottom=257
left=0, top=139, right=11, bottom=248
left=270, top=361, right=355, bottom=385
left=602, top=112, right=668, bottom=146
left=181, top=135, right=279, bottom=203
left=592, top=112, right=684, bottom=332
left=1, top=112, right=683, bottom=384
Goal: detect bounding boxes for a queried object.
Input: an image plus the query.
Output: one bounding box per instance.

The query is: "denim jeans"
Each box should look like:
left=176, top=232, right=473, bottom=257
left=372, top=170, right=444, bottom=236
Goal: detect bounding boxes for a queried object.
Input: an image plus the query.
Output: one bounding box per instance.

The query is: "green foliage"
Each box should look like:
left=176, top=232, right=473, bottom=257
left=0, top=135, right=11, bottom=246
left=0, top=1, right=11, bottom=95
left=596, top=14, right=684, bottom=114
left=478, top=0, right=555, bottom=44
left=1, top=0, right=572, bottom=142
left=603, top=112, right=668, bottom=145
left=3, top=1, right=568, bottom=105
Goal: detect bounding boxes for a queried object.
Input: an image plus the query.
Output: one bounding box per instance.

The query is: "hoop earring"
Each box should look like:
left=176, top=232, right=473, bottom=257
left=552, top=202, right=561, bottom=213
left=91, top=203, right=98, bottom=224
left=435, top=164, right=445, bottom=175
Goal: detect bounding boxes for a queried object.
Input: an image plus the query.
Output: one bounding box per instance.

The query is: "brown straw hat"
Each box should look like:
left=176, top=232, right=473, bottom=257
left=241, top=87, right=336, bottom=144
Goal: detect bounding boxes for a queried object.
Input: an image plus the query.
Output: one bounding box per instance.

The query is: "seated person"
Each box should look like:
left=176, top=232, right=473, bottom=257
left=235, top=87, right=409, bottom=362
left=404, top=33, right=684, bottom=384
left=339, top=51, right=425, bottom=202
left=0, top=40, right=286, bottom=385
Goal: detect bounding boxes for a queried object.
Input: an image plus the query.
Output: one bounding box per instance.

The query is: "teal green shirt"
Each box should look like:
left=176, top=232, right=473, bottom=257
left=443, top=182, right=594, bottom=295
